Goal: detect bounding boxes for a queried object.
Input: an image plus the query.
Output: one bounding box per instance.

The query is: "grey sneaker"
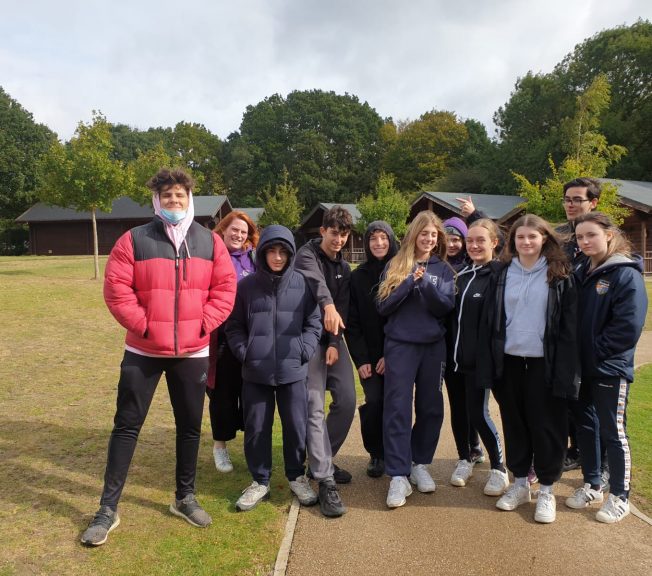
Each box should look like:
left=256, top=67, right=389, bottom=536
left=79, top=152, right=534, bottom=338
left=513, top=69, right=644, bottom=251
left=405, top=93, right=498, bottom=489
left=409, top=463, right=436, bottom=493
left=596, top=493, right=630, bottom=524
left=213, top=446, right=233, bottom=473
left=450, top=460, right=474, bottom=487
left=534, top=492, right=556, bottom=523
left=236, top=481, right=270, bottom=512
left=565, top=483, right=604, bottom=509
left=496, top=484, right=531, bottom=511
left=170, top=494, right=212, bottom=527
left=289, top=475, right=318, bottom=506
left=80, top=506, right=120, bottom=546
left=387, top=476, right=413, bottom=508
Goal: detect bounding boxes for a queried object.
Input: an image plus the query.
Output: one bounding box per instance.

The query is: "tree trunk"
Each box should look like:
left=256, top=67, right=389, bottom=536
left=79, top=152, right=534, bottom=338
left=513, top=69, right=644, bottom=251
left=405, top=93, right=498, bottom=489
left=92, top=207, right=99, bottom=280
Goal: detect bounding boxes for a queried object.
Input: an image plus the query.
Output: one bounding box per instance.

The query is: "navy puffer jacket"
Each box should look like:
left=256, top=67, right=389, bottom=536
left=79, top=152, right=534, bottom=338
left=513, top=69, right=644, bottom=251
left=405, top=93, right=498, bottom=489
left=576, top=254, right=647, bottom=383
left=226, top=225, right=322, bottom=385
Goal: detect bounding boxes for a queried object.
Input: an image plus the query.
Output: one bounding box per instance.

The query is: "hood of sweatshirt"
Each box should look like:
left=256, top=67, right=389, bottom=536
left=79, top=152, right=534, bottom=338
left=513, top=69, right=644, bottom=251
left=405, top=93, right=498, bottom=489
left=256, top=225, right=296, bottom=275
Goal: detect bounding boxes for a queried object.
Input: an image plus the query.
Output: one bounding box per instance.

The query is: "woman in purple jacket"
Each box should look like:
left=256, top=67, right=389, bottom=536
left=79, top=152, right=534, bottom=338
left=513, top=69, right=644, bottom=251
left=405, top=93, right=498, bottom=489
left=207, top=211, right=258, bottom=473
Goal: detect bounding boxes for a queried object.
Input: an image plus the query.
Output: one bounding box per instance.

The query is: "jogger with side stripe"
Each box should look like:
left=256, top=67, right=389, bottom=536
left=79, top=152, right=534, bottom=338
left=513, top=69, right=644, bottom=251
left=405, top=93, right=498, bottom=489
left=567, top=212, right=647, bottom=523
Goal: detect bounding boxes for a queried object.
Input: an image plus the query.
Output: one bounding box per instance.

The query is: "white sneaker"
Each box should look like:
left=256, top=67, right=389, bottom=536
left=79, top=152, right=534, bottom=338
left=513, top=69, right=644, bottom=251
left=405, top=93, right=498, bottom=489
left=213, top=446, right=233, bottom=473
left=409, top=463, right=437, bottom=493
left=534, top=492, right=556, bottom=523
left=289, top=475, right=318, bottom=506
left=565, top=483, right=604, bottom=509
left=484, top=469, right=509, bottom=496
left=596, top=493, right=630, bottom=524
left=450, top=460, right=474, bottom=487
left=496, top=484, right=531, bottom=511
left=387, top=476, right=413, bottom=508
left=235, top=481, right=270, bottom=511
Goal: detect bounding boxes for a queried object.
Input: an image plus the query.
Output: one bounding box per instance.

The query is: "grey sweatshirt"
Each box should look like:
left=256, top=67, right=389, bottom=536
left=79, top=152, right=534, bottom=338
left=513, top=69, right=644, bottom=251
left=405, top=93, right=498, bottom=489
left=504, top=256, right=548, bottom=358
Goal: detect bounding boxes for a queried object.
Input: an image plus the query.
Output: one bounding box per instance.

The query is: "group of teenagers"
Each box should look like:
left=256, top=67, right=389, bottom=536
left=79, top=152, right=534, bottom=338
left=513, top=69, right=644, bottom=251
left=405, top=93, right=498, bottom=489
left=81, top=169, right=646, bottom=547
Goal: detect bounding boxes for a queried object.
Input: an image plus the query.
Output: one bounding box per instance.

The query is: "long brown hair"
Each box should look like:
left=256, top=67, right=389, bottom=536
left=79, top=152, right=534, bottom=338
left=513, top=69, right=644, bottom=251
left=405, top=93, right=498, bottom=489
left=215, top=211, right=259, bottom=249
left=574, top=212, right=632, bottom=268
left=378, top=211, right=447, bottom=301
left=501, top=214, right=570, bottom=282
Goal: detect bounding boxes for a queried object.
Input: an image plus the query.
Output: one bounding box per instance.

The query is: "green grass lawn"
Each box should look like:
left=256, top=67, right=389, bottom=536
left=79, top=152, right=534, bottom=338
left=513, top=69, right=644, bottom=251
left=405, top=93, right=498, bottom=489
left=630, top=364, right=652, bottom=515
left=1, top=256, right=650, bottom=574
left=0, top=256, right=288, bottom=576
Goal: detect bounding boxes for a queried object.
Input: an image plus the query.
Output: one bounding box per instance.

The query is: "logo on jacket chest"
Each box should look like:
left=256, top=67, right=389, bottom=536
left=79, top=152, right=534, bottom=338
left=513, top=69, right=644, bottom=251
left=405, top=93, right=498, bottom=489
left=429, top=275, right=438, bottom=286
left=595, top=279, right=610, bottom=295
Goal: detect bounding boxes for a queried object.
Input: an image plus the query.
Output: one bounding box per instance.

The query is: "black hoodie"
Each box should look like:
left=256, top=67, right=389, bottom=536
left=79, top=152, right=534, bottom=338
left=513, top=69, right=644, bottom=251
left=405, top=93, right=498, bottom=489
left=346, top=221, right=399, bottom=369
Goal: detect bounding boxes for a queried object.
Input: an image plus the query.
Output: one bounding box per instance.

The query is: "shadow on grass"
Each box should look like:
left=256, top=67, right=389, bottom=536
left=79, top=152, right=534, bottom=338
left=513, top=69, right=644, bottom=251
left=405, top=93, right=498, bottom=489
left=0, top=269, right=34, bottom=276
left=0, top=416, right=289, bottom=523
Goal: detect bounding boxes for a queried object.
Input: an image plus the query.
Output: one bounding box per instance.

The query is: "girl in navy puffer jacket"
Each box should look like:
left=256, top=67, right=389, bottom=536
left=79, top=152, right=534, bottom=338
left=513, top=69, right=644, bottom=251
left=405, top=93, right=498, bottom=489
left=226, top=225, right=322, bottom=511
left=566, top=212, right=647, bottom=524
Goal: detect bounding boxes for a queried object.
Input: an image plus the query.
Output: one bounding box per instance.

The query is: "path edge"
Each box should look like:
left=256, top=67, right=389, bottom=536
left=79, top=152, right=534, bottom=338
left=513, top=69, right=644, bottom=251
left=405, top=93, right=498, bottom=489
left=273, top=497, right=300, bottom=576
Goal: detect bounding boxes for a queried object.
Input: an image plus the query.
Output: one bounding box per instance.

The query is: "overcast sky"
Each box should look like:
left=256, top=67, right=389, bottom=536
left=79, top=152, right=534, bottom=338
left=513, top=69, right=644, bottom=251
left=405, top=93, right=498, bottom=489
left=2, top=0, right=651, bottom=141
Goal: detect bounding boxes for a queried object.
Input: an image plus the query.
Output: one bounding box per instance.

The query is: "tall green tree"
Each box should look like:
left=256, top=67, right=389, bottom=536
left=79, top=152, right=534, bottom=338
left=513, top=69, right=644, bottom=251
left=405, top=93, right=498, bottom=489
left=356, top=173, right=409, bottom=238
left=495, top=20, right=652, bottom=189
left=222, top=90, right=385, bottom=209
left=127, top=143, right=177, bottom=205
left=258, top=168, right=303, bottom=229
left=515, top=76, right=628, bottom=224
left=382, top=110, right=469, bottom=192
left=0, top=87, right=56, bottom=219
left=38, top=112, right=131, bottom=278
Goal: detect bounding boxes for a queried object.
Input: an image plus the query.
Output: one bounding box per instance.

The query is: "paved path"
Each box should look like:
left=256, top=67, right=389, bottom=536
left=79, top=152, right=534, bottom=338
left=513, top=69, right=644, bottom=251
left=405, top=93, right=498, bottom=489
left=286, top=333, right=652, bottom=576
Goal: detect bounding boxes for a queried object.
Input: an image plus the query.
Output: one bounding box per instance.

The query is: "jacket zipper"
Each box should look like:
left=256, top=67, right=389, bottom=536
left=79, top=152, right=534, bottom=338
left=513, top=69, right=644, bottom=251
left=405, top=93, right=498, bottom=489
left=174, top=255, right=180, bottom=355
left=272, top=276, right=278, bottom=385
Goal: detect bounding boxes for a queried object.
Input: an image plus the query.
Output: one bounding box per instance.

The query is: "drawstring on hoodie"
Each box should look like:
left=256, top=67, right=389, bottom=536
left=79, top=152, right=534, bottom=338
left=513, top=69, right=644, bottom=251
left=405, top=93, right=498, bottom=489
left=452, top=264, right=479, bottom=371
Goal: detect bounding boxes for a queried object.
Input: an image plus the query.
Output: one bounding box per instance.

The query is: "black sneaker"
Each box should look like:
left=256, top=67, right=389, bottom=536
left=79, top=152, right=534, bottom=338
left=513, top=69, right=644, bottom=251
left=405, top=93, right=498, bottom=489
left=333, top=465, right=352, bottom=484
left=318, top=479, right=346, bottom=517
left=307, top=465, right=352, bottom=484
left=563, top=454, right=581, bottom=472
left=366, top=457, right=385, bottom=478
left=469, top=446, right=485, bottom=464
left=169, top=494, right=212, bottom=527
left=80, top=506, right=120, bottom=546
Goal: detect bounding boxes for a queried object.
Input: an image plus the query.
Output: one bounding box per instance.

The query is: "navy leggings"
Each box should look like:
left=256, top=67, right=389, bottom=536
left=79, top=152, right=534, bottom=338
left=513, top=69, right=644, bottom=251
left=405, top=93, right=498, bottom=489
left=100, top=351, right=207, bottom=508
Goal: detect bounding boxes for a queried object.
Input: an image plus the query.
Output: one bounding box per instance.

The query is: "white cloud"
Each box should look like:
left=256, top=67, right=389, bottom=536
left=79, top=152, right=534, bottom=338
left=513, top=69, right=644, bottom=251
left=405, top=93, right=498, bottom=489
left=1, top=0, right=650, bottom=140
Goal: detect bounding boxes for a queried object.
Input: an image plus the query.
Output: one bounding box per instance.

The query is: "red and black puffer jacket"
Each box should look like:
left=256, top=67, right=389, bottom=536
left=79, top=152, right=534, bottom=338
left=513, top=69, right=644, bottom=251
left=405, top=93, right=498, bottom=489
left=104, top=217, right=237, bottom=356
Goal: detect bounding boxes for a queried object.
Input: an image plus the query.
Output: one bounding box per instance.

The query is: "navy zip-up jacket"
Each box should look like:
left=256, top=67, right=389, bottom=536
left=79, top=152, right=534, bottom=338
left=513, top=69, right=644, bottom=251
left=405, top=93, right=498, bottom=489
left=449, top=260, right=503, bottom=376
left=377, top=256, right=455, bottom=344
left=226, top=225, right=322, bottom=386
left=576, top=254, right=647, bottom=383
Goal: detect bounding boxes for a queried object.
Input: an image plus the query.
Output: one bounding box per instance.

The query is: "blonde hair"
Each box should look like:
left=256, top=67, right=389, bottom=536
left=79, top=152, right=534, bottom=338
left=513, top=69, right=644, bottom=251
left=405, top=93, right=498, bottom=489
left=468, top=218, right=500, bottom=257
left=378, top=211, right=447, bottom=301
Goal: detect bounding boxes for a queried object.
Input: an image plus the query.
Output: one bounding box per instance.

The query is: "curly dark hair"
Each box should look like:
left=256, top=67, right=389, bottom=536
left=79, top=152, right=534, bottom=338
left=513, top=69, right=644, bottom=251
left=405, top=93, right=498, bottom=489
left=146, top=168, right=195, bottom=195
left=322, top=205, right=353, bottom=232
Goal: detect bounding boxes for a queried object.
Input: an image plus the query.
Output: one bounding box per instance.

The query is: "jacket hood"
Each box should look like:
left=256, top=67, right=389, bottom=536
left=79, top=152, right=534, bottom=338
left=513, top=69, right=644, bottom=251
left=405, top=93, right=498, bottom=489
left=588, top=253, right=644, bottom=277
left=257, top=225, right=296, bottom=274
left=457, top=259, right=502, bottom=278
left=363, top=220, right=399, bottom=263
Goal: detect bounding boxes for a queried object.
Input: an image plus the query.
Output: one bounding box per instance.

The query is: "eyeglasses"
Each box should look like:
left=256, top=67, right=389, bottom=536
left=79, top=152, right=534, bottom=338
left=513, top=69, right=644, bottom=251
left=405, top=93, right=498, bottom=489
left=562, top=197, right=591, bottom=206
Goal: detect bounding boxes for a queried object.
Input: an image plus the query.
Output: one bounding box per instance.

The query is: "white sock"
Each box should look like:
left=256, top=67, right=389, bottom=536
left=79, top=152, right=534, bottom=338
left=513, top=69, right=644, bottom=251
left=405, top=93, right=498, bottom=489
left=539, top=483, right=553, bottom=494
left=515, top=476, right=529, bottom=488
